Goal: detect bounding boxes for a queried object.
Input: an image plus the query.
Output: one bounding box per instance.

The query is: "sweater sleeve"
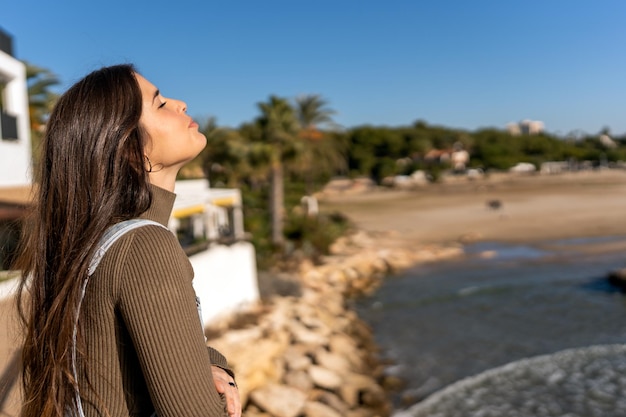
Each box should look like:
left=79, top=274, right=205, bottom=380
left=117, top=225, right=228, bottom=416
left=208, top=347, right=235, bottom=378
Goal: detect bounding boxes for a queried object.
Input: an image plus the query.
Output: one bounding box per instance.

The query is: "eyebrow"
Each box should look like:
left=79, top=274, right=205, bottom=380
left=152, top=89, right=160, bottom=104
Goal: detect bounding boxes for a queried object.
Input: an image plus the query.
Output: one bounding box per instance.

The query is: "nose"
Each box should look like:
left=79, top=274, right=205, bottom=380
left=174, top=99, right=187, bottom=113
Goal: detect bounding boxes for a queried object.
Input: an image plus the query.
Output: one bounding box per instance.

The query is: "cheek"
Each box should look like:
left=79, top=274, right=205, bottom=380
left=141, top=120, right=168, bottom=148
left=151, top=115, right=179, bottom=140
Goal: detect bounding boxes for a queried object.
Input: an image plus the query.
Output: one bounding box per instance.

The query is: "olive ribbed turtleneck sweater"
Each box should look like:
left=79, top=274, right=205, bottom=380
left=80, top=185, right=230, bottom=416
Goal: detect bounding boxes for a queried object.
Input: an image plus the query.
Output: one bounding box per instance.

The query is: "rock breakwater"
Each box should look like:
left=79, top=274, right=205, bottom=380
left=206, top=230, right=462, bottom=417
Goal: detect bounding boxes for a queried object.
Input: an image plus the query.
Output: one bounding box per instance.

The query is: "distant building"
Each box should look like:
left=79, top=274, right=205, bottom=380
left=509, top=162, right=536, bottom=174
left=598, top=134, right=617, bottom=149
left=424, top=149, right=451, bottom=163
left=451, top=150, right=469, bottom=170
left=423, top=145, right=470, bottom=172
left=540, top=161, right=570, bottom=174
left=506, top=119, right=545, bottom=136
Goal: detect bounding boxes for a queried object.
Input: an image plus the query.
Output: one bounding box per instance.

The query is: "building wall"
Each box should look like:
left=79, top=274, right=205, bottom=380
left=190, top=241, right=259, bottom=325
left=172, top=180, right=260, bottom=325
left=0, top=35, right=31, bottom=187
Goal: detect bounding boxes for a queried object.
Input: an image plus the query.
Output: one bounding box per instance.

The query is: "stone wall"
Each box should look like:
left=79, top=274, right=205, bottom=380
left=206, top=230, right=462, bottom=417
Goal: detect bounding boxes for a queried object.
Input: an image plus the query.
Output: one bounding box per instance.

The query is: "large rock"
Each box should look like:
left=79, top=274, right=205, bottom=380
left=309, top=365, right=343, bottom=390
left=283, top=346, right=312, bottom=371
left=339, top=372, right=383, bottom=407
left=284, top=369, right=313, bottom=392
left=328, top=333, right=358, bottom=356
left=289, top=320, right=330, bottom=346
left=303, top=401, right=343, bottom=417
left=315, top=349, right=352, bottom=374
left=208, top=329, right=287, bottom=403
left=309, top=390, right=350, bottom=416
left=249, top=383, right=307, bottom=417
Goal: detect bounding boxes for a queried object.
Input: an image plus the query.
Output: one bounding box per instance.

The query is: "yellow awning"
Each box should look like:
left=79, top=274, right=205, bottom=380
left=172, top=204, right=205, bottom=218
left=211, top=197, right=236, bottom=207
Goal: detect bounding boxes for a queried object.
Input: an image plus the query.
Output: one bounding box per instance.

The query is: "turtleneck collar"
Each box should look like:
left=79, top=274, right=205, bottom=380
left=140, top=184, right=176, bottom=227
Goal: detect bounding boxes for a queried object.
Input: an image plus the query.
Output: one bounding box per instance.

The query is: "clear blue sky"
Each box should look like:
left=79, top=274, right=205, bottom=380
left=4, top=1, right=626, bottom=136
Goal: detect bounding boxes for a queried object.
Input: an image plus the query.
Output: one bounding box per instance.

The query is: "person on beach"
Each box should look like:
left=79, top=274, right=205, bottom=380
left=13, top=64, right=241, bottom=417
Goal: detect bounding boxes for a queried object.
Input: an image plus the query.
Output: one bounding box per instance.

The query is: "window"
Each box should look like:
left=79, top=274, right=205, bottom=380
left=0, top=78, right=18, bottom=142
left=1, top=112, right=18, bottom=141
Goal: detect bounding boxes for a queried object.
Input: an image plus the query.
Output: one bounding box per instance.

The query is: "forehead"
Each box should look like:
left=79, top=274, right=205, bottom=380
left=134, top=74, right=157, bottom=101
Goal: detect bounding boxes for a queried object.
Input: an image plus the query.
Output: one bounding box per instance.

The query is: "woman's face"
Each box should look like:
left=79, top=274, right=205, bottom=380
left=135, top=73, right=207, bottom=174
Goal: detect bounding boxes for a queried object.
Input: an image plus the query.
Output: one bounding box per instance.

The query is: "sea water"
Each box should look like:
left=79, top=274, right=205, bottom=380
left=355, top=237, right=626, bottom=417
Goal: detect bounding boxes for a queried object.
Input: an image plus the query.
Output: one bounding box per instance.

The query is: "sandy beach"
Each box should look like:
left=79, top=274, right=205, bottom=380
left=321, top=169, right=626, bottom=255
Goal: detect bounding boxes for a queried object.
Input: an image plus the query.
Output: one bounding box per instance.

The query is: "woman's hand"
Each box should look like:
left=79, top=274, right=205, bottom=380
left=211, top=365, right=241, bottom=417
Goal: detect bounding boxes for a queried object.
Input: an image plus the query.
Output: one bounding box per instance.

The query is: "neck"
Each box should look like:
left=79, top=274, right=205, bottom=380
left=148, top=169, right=178, bottom=192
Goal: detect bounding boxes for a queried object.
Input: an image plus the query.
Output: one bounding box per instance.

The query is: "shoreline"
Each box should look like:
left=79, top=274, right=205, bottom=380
left=319, top=170, right=626, bottom=248
left=313, top=170, right=626, bottom=413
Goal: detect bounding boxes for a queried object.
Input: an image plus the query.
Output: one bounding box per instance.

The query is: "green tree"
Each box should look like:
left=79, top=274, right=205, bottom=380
left=344, top=126, right=406, bottom=180
left=197, top=118, right=253, bottom=185
left=470, top=128, right=522, bottom=170
left=295, top=94, right=336, bottom=129
left=256, top=96, right=300, bottom=246
left=294, top=94, right=345, bottom=193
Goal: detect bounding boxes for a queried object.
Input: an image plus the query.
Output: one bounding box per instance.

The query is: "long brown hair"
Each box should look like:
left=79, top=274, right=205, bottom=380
left=14, top=64, right=152, bottom=417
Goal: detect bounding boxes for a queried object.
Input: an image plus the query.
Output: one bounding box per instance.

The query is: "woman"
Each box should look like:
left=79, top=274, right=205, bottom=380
left=14, top=64, right=241, bottom=417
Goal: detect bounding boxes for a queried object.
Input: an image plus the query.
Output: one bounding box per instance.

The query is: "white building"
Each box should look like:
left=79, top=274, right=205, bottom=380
left=171, top=179, right=259, bottom=324
left=506, top=119, right=545, bottom=136
left=0, top=28, right=31, bottom=188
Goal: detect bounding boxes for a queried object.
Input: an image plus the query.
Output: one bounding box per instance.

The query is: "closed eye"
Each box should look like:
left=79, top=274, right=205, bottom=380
left=158, top=101, right=167, bottom=109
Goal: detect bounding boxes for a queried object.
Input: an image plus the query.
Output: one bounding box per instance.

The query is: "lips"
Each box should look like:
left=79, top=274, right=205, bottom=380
left=188, top=118, right=199, bottom=128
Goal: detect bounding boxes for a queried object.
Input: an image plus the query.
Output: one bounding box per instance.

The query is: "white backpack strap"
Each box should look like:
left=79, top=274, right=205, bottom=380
left=87, top=219, right=167, bottom=276
left=71, top=219, right=169, bottom=417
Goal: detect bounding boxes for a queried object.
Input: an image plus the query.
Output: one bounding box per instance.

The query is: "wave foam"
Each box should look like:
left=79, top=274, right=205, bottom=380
left=397, top=344, right=626, bottom=417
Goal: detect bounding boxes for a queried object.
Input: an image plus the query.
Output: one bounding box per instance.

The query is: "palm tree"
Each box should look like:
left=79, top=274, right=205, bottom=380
left=256, top=96, right=299, bottom=246
left=294, top=94, right=345, bottom=193
left=24, top=61, right=59, bottom=158
left=295, top=94, right=336, bottom=130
